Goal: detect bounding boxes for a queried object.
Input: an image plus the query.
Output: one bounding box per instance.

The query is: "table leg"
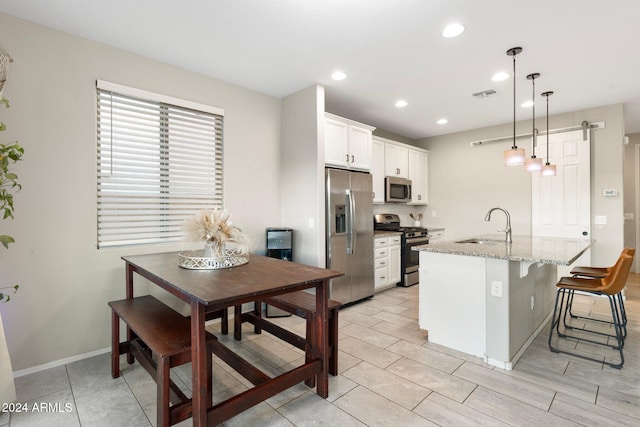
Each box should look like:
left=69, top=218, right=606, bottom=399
left=313, top=279, right=329, bottom=398
left=191, top=301, right=208, bottom=426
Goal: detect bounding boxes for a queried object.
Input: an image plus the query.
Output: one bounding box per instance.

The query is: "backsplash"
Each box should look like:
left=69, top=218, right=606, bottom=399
left=373, top=204, right=430, bottom=227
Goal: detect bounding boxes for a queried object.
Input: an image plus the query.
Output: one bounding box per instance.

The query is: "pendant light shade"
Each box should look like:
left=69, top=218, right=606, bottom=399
left=525, top=73, right=542, bottom=172
left=504, top=147, right=525, bottom=165
left=504, top=47, right=525, bottom=166
left=541, top=91, right=557, bottom=176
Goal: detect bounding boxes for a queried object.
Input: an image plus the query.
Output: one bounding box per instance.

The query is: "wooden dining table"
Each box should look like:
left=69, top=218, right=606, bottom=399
left=122, top=252, right=343, bottom=426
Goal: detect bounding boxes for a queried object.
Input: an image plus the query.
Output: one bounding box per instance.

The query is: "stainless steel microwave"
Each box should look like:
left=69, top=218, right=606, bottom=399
left=385, top=176, right=412, bottom=203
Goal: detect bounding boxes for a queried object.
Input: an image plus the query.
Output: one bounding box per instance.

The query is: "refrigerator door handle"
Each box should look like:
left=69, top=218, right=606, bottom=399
left=346, top=189, right=355, bottom=255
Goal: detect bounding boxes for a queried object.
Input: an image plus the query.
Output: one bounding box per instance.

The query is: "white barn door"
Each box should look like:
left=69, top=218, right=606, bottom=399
left=532, top=129, right=591, bottom=278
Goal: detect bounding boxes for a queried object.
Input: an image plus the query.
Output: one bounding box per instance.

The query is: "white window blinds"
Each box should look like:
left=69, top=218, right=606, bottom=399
left=96, top=81, right=224, bottom=248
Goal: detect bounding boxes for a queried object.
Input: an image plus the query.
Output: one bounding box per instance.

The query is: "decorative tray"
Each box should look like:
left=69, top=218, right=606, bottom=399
left=178, top=249, right=249, bottom=270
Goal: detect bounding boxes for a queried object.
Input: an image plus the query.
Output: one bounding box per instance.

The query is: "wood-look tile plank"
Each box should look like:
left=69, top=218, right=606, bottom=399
left=386, top=357, right=476, bottom=403
left=414, top=392, right=510, bottom=426
left=550, top=392, right=640, bottom=426
left=453, top=362, right=555, bottom=411
left=464, top=387, right=582, bottom=426
left=342, top=361, right=431, bottom=410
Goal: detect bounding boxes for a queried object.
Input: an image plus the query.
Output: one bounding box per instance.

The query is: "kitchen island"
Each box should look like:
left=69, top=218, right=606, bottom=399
left=414, top=234, right=592, bottom=369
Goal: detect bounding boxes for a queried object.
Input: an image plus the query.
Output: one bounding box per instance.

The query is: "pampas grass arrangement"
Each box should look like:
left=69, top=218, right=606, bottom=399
left=183, top=209, right=251, bottom=257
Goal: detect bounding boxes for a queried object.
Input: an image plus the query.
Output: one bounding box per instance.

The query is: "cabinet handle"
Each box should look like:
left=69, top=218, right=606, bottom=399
left=380, top=251, right=387, bottom=255
left=380, top=261, right=386, bottom=265
left=418, top=195, right=422, bottom=200
left=346, top=154, right=349, bottom=162
left=351, top=155, right=355, bottom=163
left=396, top=168, right=400, bottom=175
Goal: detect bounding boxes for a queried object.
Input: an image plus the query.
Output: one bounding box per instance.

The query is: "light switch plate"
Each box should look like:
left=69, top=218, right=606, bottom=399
left=490, top=281, right=502, bottom=297
left=594, top=215, right=607, bottom=225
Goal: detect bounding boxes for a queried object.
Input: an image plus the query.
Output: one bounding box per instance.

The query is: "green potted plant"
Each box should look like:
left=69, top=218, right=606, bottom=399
left=0, top=96, right=23, bottom=404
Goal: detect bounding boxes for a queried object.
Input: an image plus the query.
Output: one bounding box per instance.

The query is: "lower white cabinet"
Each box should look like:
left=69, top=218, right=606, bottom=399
left=374, top=234, right=401, bottom=292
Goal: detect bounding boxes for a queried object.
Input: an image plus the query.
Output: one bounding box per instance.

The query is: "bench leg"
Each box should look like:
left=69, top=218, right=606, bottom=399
left=111, top=310, right=120, bottom=378
left=253, top=301, right=262, bottom=334
left=329, top=310, right=338, bottom=376
left=234, top=305, right=243, bottom=341
left=220, top=308, right=228, bottom=335
left=157, top=355, right=170, bottom=427
left=304, top=318, right=315, bottom=388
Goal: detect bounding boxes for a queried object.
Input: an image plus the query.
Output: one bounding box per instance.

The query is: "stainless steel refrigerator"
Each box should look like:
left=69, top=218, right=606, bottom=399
left=326, top=168, right=374, bottom=305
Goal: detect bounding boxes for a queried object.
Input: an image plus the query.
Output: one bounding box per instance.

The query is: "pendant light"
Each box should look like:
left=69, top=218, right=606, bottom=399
left=504, top=47, right=525, bottom=166
left=525, top=73, right=543, bottom=171
left=541, top=91, right=557, bottom=176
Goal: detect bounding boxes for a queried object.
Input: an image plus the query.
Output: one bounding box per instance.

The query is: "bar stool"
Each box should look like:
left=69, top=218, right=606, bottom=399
left=567, top=248, right=635, bottom=336
left=548, top=254, right=633, bottom=368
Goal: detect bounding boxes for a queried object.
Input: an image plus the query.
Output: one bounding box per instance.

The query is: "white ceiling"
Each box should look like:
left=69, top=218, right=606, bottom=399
left=1, top=0, right=640, bottom=140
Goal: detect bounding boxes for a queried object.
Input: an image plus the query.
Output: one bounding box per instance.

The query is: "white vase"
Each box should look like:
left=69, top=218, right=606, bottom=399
left=0, top=311, right=16, bottom=404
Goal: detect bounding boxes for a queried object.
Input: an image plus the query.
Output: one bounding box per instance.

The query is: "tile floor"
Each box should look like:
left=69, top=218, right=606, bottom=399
left=2, top=274, right=639, bottom=426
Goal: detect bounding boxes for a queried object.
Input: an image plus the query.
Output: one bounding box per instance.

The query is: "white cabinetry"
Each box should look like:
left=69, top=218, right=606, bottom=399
left=324, top=113, right=375, bottom=171
left=372, top=138, right=385, bottom=203
left=408, top=148, right=428, bottom=205
left=374, top=234, right=401, bottom=292
left=384, top=143, right=409, bottom=178
left=388, top=234, right=401, bottom=285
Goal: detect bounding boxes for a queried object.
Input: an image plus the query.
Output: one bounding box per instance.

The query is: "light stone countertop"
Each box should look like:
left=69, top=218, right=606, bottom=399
left=413, top=233, right=593, bottom=266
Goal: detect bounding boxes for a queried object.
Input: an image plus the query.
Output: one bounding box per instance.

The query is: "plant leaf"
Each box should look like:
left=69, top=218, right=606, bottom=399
left=0, top=234, right=15, bottom=249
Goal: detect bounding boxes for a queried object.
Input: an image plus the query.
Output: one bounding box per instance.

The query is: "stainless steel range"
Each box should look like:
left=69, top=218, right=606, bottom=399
left=373, top=213, right=430, bottom=287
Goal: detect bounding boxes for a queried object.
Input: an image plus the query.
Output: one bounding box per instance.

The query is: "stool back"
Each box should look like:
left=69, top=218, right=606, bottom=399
left=602, top=254, right=633, bottom=296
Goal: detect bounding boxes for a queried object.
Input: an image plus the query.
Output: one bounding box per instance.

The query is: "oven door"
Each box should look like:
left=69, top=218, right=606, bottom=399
left=402, top=236, right=429, bottom=286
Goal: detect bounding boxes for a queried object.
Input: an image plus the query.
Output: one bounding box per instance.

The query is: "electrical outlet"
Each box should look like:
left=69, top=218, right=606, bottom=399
left=490, top=281, right=502, bottom=297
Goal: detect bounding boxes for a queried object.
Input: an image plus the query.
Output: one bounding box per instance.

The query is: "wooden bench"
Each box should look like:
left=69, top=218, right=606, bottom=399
left=109, top=295, right=216, bottom=427
left=234, top=291, right=341, bottom=380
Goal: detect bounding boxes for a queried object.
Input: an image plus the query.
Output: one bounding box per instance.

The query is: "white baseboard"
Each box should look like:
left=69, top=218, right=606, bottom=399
left=13, top=346, right=111, bottom=378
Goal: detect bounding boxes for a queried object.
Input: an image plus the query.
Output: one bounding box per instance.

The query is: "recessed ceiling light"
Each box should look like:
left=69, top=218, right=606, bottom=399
left=492, top=72, right=509, bottom=82
left=331, top=71, right=347, bottom=81
left=442, top=23, right=465, bottom=38
left=437, top=118, right=448, bottom=125
left=521, top=100, right=534, bottom=108
left=395, top=100, right=408, bottom=108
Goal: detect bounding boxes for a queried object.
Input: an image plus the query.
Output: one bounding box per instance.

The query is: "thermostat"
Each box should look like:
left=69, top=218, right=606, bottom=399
left=602, top=189, right=618, bottom=197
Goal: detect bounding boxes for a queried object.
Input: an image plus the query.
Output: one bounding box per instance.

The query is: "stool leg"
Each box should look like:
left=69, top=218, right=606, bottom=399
left=157, top=355, right=170, bottom=427
left=111, top=310, right=120, bottom=378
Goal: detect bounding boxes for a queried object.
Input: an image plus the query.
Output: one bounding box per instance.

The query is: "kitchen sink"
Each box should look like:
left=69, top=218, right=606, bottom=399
left=454, top=238, right=505, bottom=245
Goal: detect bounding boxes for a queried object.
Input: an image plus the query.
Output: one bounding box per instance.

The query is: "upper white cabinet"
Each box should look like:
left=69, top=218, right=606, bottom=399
left=408, top=148, right=428, bottom=205
left=372, top=136, right=429, bottom=205
left=384, top=143, right=409, bottom=178
left=371, top=139, right=385, bottom=203
left=324, top=113, right=375, bottom=171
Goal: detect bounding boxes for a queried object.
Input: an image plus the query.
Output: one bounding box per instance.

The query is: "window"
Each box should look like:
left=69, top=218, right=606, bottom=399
left=96, top=81, right=224, bottom=248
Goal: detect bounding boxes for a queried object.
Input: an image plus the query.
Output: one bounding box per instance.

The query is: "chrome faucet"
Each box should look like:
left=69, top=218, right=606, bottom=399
left=484, top=207, right=512, bottom=244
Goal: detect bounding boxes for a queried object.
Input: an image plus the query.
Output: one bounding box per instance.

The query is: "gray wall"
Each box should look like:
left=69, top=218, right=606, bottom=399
left=623, top=132, right=640, bottom=270
left=281, top=85, right=326, bottom=267
left=417, top=103, right=625, bottom=267
left=0, top=13, right=283, bottom=371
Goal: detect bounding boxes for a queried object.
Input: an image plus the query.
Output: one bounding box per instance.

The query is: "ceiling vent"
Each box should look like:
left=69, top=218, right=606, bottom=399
left=472, top=89, right=498, bottom=99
